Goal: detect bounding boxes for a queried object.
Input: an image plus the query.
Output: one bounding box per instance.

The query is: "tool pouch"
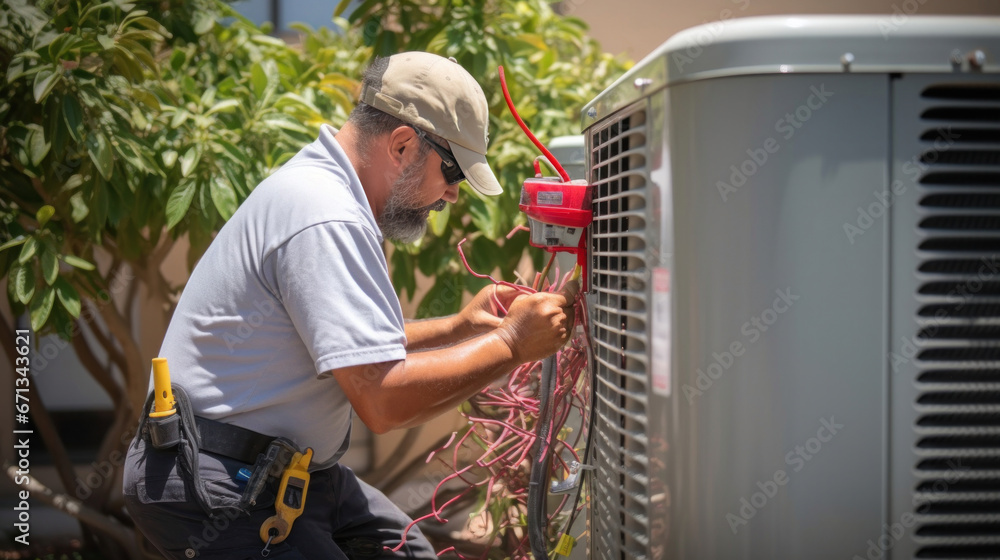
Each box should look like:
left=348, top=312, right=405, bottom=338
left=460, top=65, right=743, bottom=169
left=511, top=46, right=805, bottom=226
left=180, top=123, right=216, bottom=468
left=139, top=387, right=245, bottom=520
left=147, top=412, right=182, bottom=449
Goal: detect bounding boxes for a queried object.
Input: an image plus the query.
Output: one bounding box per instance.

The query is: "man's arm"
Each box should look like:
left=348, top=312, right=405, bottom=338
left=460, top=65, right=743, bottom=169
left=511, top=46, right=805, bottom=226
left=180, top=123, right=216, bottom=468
left=404, top=315, right=471, bottom=351
left=404, top=284, right=525, bottom=351
left=333, top=283, right=577, bottom=433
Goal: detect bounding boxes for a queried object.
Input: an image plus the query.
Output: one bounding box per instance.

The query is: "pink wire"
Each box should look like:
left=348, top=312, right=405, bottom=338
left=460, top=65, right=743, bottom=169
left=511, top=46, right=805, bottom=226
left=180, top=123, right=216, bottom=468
left=390, top=237, right=590, bottom=557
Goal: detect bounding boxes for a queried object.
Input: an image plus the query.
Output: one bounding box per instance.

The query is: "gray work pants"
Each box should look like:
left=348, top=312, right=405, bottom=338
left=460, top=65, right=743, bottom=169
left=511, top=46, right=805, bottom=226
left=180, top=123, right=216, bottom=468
left=123, top=435, right=436, bottom=559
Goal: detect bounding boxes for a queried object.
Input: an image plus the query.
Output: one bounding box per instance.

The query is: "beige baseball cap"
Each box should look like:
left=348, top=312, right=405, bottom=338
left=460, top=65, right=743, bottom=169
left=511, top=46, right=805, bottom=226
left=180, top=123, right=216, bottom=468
left=358, top=52, right=503, bottom=196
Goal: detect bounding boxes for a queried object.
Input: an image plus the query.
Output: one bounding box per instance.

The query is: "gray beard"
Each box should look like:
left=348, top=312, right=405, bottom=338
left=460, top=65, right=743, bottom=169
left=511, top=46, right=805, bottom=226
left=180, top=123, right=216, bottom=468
left=377, top=160, right=447, bottom=243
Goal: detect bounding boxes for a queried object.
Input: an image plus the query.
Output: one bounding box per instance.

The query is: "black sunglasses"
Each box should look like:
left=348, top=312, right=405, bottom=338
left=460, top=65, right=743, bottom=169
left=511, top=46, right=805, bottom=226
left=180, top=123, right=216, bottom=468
left=410, top=126, right=466, bottom=185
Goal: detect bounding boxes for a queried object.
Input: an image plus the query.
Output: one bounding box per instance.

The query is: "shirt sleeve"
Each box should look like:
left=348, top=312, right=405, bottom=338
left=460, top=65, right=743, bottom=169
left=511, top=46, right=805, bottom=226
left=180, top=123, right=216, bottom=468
left=263, top=220, right=407, bottom=375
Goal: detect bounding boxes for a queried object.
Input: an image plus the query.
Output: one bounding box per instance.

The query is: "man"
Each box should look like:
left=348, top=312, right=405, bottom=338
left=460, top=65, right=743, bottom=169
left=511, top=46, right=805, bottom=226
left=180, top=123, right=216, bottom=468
left=123, top=52, right=577, bottom=559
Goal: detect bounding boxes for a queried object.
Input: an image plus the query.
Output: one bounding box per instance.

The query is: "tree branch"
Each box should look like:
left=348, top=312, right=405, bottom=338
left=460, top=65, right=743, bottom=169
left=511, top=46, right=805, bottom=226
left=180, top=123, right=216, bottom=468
left=124, top=274, right=139, bottom=327
left=90, top=400, right=135, bottom=512
left=80, top=317, right=128, bottom=385
left=149, top=233, right=174, bottom=269
left=93, top=299, right=146, bottom=417
left=361, top=425, right=423, bottom=486
left=3, top=462, right=140, bottom=558
left=380, top=431, right=458, bottom=496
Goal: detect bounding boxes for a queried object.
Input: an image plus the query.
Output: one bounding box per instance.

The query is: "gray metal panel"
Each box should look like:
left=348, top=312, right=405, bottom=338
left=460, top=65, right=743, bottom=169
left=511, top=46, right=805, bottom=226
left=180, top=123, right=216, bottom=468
left=666, top=73, right=887, bottom=559
left=889, top=73, right=1000, bottom=560
left=582, top=16, right=1000, bottom=128
left=586, top=100, right=654, bottom=560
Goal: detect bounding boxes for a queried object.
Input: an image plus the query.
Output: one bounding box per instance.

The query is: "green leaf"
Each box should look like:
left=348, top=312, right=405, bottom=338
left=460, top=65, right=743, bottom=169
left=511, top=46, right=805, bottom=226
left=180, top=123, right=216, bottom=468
left=334, top=0, right=353, bottom=17
left=97, top=34, right=115, bottom=50
left=69, top=192, right=89, bottom=223
left=178, top=146, right=199, bottom=177
left=18, top=237, right=38, bottom=264
left=54, top=277, right=81, bottom=318
left=62, top=255, right=96, bottom=271
left=391, top=247, right=417, bottom=300
left=165, top=180, right=196, bottom=230
left=6, top=57, right=26, bottom=84
left=205, top=99, right=239, bottom=116
left=429, top=203, right=450, bottom=237
left=36, top=205, right=55, bottom=227
left=161, top=149, right=178, bottom=169
left=0, top=236, right=28, bottom=253
left=26, top=125, right=50, bottom=167
left=41, top=250, right=58, bottom=285
left=86, top=132, right=114, bottom=180
left=33, top=67, right=59, bottom=103
left=29, top=286, right=55, bottom=331
left=170, top=109, right=189, bottom=128
left=416, top=275, right=463, bottom=319
left=250, top=63, right=267, bottom=99
left=209, top=177, right=238, bottom=221
left=212, top=139, right=245, bottom=164
left=14, top=266, right=35, bottom=305
left=193, top=11, right=216, bottom=34
left=62, top=95, right=83, bottom=142
left=169, top=49, right=187, bottom=72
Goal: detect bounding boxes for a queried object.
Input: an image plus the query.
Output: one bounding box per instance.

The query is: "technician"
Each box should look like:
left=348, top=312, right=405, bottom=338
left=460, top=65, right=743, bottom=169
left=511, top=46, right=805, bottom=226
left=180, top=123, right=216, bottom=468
left=123, top=51, right=577, bottom=559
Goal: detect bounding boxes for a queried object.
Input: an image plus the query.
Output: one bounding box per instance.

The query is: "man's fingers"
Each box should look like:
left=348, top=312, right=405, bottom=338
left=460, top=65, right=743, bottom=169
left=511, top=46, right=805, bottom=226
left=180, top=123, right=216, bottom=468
left=495, top=284, right=526, bottom=304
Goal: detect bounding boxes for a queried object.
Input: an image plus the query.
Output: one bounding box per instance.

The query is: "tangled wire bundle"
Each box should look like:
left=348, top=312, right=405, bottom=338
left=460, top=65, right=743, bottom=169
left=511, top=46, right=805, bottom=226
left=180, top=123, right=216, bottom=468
left=391, top=236, right=592, bottom=559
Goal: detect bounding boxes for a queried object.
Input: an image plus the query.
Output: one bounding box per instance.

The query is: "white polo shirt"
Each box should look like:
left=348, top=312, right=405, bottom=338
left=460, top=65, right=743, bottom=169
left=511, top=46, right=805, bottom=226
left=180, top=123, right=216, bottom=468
left=155, top=125, right=406, bottom=470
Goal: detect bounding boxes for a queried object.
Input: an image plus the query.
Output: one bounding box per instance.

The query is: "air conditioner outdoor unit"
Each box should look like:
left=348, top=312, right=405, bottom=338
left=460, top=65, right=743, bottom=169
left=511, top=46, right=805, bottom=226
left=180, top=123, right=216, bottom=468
left=581, top=15, right=1000, bottom=560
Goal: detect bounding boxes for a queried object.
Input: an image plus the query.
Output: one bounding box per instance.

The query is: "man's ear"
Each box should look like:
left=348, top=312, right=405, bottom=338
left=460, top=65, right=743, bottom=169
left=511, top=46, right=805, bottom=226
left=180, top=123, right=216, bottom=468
left=386, top=125, right=418, bottom=168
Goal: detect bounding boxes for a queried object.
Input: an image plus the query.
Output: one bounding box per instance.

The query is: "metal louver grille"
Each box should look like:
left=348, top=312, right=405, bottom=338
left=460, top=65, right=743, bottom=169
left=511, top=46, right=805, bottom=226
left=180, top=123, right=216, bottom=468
left=913, top=83, right=1000, bottom=558
left=587, top=105, right=651, bottom=560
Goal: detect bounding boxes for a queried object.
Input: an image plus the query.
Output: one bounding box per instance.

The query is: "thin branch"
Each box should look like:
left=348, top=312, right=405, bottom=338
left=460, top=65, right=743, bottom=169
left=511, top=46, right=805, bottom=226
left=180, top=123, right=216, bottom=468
left=124, top=273, right=139, bottom=327
left=361, top=425, right=423, bottom=486
left=90, top=401, right=134, bottom=512
left=149, top=233, right=174, bottom=269
left=3, top=462, right=140, bottom=558
left=72, top=324, right=123, bottom=402
left=82, top=314, right=129, bottom=381
left=94, top=298, right=146, bottom=415
left=105, top=257, right=124, bottom=291
left=380, top=431, right=457, bottom=496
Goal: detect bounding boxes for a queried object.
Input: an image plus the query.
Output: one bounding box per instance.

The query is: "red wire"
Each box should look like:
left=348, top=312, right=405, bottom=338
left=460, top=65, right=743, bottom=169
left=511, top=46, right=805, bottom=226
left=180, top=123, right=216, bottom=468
left=498, top=66, right=571, bottom=183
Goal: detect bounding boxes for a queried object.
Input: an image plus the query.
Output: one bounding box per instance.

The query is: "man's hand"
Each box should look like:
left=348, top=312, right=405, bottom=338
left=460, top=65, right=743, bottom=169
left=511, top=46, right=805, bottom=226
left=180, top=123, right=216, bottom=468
left=335, top=281, right=580, bottom=434
left=494, top=281, right=579, bottom=364
left=458, top=284, right=526, bottom=334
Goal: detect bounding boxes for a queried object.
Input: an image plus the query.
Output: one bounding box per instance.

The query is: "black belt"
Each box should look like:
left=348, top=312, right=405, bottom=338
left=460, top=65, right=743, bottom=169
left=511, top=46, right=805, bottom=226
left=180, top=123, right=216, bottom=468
left=195, top=416, right=276, bottom=465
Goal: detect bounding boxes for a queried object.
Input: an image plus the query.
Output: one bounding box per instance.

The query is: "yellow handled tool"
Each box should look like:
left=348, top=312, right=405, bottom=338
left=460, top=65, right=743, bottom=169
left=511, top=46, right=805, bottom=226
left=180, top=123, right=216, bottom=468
left=260, top=448, right=313, bottom=546
left=150, top=357, right=176, bottom=418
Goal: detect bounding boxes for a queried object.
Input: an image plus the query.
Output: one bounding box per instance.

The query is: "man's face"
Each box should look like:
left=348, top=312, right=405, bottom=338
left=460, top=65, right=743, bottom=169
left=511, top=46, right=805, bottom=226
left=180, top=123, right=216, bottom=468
left=377, top=156, right=447, bottom=243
